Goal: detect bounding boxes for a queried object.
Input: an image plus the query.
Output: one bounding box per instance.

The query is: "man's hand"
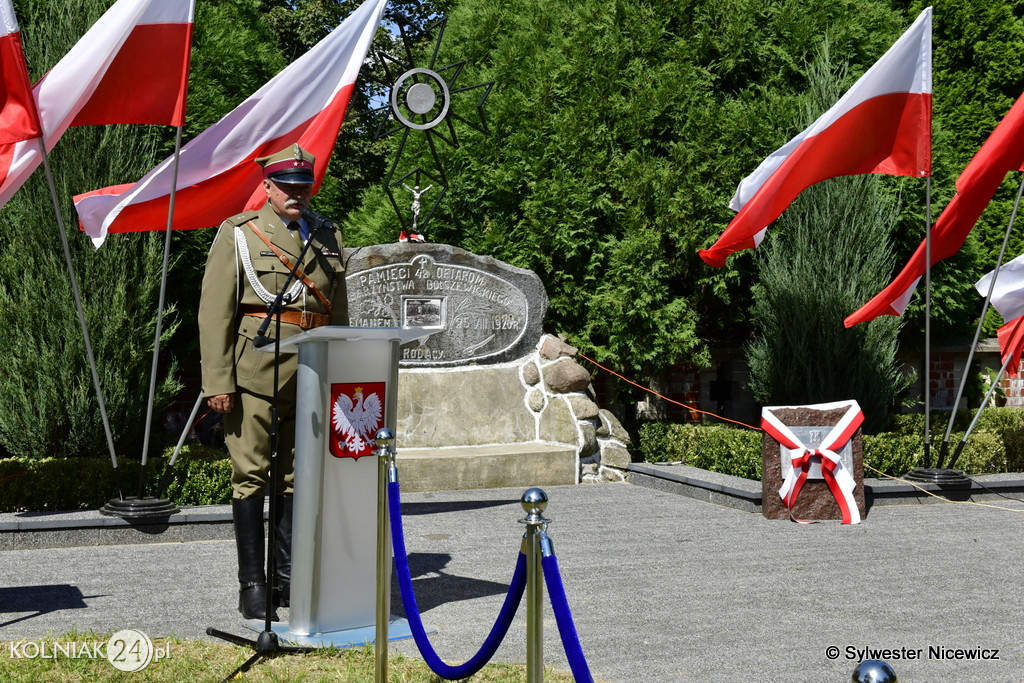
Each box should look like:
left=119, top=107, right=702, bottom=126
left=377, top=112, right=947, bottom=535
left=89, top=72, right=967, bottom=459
left=208, top=393, right=235, bottom=414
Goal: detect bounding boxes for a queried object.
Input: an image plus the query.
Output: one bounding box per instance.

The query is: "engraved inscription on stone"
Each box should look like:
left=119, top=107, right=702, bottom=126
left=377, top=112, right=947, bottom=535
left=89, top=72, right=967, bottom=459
left=346, top=248, right=538, bottom=366
left=778, top=426, right=853, bottom=480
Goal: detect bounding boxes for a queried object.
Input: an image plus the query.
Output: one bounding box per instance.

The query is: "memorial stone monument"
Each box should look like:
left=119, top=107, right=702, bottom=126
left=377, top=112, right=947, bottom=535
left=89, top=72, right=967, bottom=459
left=345, top=242, right=632, bottom=489
left=348, top=20, right=632, bottom=489
left=761, top=402, right=866, bottom=522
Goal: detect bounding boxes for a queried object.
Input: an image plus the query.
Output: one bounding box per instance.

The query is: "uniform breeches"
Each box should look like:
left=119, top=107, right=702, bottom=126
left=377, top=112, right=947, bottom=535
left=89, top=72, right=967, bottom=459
left=224, top=388, right=296, bottom=499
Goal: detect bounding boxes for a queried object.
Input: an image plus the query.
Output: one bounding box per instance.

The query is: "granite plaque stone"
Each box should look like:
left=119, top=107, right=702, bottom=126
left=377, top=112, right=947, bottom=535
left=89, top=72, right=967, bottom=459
left=345, top=243, right=547, bottom=367
left=761, top=406, right=866, bottom=521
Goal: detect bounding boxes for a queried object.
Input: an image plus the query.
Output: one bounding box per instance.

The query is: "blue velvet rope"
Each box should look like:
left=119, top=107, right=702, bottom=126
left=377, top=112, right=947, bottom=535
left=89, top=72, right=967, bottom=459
left=388, top=480, right=528, bottom=680
left=541, top=554, right=594, bottom=683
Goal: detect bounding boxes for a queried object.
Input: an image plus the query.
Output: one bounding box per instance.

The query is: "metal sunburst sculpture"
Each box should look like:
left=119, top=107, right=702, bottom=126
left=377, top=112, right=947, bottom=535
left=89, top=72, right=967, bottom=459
left=370, top=16, right=493, bottom=243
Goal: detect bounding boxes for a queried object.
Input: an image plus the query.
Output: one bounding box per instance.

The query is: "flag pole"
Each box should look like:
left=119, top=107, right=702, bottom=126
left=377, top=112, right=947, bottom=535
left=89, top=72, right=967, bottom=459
left=948, top=346, right=1016, bottom=468
left=905, top=177, right=970, bottom=487
left=35, top=137, right=122, bottom=499
left=939, top=176, right=1024, bottom=465
left=923, top=175, right=933, bottom=467
left=128, top=123, right=186, bottom=514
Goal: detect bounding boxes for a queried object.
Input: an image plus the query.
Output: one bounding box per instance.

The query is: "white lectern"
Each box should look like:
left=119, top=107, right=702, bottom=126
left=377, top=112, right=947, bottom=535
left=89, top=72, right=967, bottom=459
left=255, top=326, right=430, bottom=647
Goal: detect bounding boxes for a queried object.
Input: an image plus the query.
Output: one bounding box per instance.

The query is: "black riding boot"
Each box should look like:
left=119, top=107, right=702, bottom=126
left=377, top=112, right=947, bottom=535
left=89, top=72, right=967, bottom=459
left=232, top=497, right=277, bottom=621
left=273, top=495, right=293, bottom=608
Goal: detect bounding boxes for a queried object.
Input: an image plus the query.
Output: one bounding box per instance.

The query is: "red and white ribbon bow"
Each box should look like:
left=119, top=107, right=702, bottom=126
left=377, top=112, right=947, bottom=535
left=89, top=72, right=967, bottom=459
left=761, top=400, right=864, bottom=524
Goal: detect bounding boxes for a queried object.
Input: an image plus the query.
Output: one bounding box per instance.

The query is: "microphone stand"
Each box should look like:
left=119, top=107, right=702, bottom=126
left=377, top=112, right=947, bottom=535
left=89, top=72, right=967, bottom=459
left=207, top=222, right=325, bottom=682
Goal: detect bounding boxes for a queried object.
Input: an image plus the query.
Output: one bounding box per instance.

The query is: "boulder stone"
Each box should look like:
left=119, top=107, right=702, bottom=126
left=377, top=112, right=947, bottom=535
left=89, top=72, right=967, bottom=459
left=597, top=409, right=631, bottom=445
left=526, top=387, right=546, bottom=413
left=600, top=466, right=626, bottom=483
left=543, top=358, right=592, bottom=394
left=599, top=441, right=631, bottom=470
left=539, top=335, right=578, bottom=361
left=578, top=421, right=598, bottom=458
left=567, top=394, right=600, bottom=420
left=521, top=360, right=541, bottom=386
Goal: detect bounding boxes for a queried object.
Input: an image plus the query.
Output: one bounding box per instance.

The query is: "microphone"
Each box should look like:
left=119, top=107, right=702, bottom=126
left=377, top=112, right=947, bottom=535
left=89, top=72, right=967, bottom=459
left=300, top=207, right=335, bottom=231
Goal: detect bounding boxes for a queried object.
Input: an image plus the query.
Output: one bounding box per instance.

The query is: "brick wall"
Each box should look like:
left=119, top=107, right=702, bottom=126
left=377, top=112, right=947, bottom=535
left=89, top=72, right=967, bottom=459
left=928, top=352, right=959, bottom=409
left=1002, top=363, right=1024, bottom=407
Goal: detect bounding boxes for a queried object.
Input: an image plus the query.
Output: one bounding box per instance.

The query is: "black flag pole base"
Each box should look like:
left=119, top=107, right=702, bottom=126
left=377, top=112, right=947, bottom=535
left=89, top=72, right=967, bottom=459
left=903, top=467, right=971, bottom=488
left=99, top=496, right=180, bottom=519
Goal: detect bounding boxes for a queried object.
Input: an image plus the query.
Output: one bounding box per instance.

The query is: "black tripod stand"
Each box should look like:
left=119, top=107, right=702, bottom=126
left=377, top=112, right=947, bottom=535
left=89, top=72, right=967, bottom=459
left=207, top=220, right=330, bottom=681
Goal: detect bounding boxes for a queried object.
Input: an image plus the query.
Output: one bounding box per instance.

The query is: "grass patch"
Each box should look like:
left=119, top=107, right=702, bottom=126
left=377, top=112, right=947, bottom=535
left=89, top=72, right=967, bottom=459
left=0, top=635, right=579, bottom=682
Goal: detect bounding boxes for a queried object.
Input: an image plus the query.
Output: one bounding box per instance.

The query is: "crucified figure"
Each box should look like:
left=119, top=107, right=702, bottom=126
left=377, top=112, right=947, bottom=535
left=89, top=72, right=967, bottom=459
left=400, top=183, right=432, bottom=243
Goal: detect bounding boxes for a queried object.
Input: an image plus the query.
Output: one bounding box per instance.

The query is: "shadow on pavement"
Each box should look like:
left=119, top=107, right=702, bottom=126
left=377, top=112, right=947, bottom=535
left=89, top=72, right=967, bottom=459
left=0, top=584, right=106, bottom=629
left=390, top=552, right=512, bottom=615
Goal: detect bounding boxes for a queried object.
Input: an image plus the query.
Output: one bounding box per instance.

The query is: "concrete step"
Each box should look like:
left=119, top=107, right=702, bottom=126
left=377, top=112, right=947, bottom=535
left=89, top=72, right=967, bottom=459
left=394, top=443, right=578, bottom=493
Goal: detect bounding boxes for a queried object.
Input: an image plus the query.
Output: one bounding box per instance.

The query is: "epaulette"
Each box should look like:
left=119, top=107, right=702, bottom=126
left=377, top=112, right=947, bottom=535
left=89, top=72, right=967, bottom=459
left=223, top=210, right=260, bottom=227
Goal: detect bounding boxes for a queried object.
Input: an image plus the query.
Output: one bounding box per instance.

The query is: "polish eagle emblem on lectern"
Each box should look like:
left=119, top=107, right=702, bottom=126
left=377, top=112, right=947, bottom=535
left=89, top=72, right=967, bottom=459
left=329, top=382, right=385, bottom=459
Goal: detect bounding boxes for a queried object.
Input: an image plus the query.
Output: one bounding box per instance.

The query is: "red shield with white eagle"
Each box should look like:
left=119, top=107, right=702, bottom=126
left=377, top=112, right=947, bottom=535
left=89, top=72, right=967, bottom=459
left=329, top=382, right=385, bottom=459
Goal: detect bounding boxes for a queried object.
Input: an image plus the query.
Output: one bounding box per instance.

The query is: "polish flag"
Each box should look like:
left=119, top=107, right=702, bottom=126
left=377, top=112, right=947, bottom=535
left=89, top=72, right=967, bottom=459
left=0, top=0, right=41, bottom=144
left=699, top=7, right=932, bottom=268
left=974, top=252, right=1024, bottom=323
left=0, top=0, right=193, bottom=207
left=75, top=0, right=389, bottom=246
left=997, top=315, right=1024, bottom=378
left=975, top=252, right=1024, bottom=378
left=845, top=91, right=1024, bottom=327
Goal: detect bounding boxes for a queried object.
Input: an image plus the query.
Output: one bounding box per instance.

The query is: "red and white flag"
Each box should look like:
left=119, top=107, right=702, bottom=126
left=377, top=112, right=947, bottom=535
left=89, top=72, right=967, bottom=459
left=845, top=91, right=1024, bottom=327
left=75, top=0, right=389, bottom=246
left=998, top=315, right=1024, bottom=378
left=699, top=7, right=932, bottom=268
left=975, top=253, right=1024, bottom=377
left=0, top=0, right=41, bottom=144
left=974, top=252, right=1024, bottom=323
left=0, top=0, right=193, bottom=207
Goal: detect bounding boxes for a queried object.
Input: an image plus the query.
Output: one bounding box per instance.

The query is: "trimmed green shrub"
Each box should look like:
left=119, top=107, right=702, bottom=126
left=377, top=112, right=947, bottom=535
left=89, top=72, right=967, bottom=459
left=637, top=418, right=1018, bottom=481
left=887, top=407, right=1024, bottom=470
left=858, top=433, right=919, bottom=479
left=159, top=445, right=234, bottom=506
left=861, top=431, right=1005, bottom=479
left=637, top=423, right=762, bottom=480
left=0, top=444, right=231, bottom=513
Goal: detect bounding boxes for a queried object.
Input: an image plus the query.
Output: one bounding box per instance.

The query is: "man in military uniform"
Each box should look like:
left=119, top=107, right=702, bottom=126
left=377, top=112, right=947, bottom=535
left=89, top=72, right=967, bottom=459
left=199, top=144, right=348, bottom=620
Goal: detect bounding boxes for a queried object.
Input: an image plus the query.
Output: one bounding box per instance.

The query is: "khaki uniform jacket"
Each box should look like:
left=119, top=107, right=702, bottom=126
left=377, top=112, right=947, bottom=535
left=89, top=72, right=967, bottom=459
left=198, top=202, right=349, bottom=399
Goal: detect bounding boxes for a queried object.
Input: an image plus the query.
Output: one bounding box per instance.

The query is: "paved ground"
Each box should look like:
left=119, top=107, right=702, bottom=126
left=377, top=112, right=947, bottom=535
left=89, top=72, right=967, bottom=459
left=2, top=482, right=1024, bottom=682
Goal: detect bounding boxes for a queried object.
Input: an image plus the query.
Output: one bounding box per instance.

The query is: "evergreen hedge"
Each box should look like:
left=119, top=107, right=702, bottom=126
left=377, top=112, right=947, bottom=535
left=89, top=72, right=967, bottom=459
left=4, top=409, right=1022, bottom=511
left=637, top=407, right=1024, bottom=480
left=0, top=444, right=231, bottom=513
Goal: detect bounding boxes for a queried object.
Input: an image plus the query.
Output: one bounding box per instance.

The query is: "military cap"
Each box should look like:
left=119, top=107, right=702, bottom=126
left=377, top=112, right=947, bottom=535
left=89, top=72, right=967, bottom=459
left=255, top=144, right=316, bottom=184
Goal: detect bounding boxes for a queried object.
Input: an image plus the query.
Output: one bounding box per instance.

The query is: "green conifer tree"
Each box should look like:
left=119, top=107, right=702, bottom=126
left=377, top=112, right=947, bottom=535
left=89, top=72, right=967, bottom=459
left=746, top=45, right=909, bottom=432
left=0, top=0, right=181, bottom=459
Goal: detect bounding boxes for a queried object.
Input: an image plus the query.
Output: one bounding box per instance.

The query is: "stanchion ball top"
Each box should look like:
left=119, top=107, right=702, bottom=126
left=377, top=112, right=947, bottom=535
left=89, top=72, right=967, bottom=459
left=521, top=487, right=548, bottom=515
left=375, top=428, right=395, bottom=443
left=852, top=660, right=897, bottom=683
